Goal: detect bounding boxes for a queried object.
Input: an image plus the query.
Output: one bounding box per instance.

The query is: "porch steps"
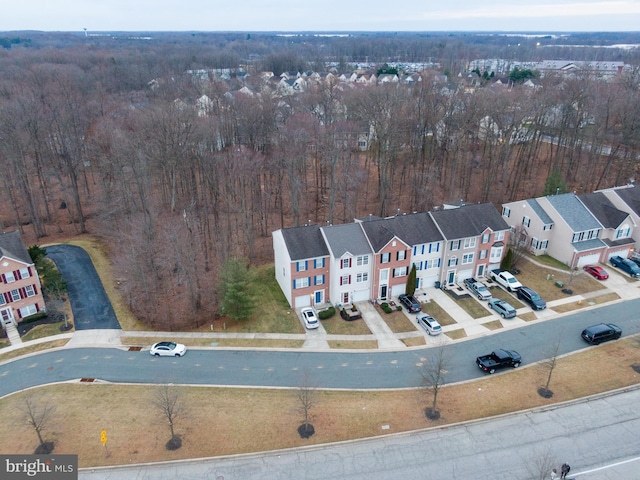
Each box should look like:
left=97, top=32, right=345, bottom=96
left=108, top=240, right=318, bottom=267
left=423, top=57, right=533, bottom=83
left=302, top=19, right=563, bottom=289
left=5, top=323, right=22, bottom=345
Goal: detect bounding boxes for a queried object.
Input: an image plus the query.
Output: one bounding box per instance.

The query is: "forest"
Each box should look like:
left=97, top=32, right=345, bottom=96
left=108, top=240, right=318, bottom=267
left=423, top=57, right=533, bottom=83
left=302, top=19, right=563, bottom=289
left=1, top=31, right=639, bottom=329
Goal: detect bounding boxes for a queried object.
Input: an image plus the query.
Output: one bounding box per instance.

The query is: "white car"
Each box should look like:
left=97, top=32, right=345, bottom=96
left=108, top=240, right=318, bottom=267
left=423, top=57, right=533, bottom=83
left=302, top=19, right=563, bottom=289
left=300, top=307, right=320, bottom=329
left=149, top=341, right=187, bottom=357
left=417, top=313, right=442, bottom=335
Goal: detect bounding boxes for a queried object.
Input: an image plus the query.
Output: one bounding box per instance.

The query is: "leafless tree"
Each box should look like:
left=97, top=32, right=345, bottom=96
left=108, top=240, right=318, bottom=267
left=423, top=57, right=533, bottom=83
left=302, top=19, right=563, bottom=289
left=295, top=369, right=318, bottom=438
left=18, top=391, right=56, bottom=454
left=538, top=333, right=563, bottom=398
left=525, top=445, right=560, bottom=480
left=150, top=384, right=185, bottom=450
left=419, top=345, right=450, bottom=420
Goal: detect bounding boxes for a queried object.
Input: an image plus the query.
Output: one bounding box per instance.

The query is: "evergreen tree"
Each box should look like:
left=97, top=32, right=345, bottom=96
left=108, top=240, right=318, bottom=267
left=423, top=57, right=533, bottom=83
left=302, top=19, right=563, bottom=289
left=500, top=248, right=514, bottom=272
left=543, top=168, right=568, bottom=196
left=406, top=264, right=417, bottom=296
left=218, top=257, right=255, bottom=322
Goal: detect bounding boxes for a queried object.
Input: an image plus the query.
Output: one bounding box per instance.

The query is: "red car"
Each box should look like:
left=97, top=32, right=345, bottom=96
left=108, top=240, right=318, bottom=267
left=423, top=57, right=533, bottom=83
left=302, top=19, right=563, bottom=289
left=583, top=264, right=609, bottom=280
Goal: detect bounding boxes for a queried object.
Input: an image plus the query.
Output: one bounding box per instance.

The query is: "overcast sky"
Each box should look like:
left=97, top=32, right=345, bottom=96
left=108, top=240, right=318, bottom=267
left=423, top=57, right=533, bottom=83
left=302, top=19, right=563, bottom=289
left=2, top=0, right=640, bottom=32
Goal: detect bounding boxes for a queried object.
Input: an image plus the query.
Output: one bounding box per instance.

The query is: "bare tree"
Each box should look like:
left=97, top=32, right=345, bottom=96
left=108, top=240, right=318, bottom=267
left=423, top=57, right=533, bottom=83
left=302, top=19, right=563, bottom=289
left=18, top=391, right=56, bottom=454
left=419, top=345, right=450, bottom=420
left=295, top=369, right=317, bottom=438
left=538, top=333, right=563, bottom=398
left=525, top=446, right=561, bottom=480
left=150, top=385, right=185, bottom=450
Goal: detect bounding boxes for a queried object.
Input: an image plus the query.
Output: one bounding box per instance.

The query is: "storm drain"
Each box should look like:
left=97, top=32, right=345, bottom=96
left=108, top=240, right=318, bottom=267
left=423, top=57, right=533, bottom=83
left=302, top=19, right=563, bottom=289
left=80, top=378, right=95, bottom=382
left=128, top=346, right=142, bottom=351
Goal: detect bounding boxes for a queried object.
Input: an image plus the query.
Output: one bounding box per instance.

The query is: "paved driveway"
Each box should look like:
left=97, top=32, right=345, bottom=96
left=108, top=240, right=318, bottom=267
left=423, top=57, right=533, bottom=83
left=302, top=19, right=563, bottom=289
left=45, top=244, right=121, bottom=330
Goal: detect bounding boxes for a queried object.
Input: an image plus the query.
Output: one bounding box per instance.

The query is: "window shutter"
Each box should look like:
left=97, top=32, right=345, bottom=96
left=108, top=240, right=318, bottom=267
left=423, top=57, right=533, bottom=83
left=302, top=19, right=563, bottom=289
left=322, top=274, right=325, bottom=284
left=348, top=275, right=351, bottom=284
left=33, top=284, right=38, bottom=294
left=296, top=263, right=299, bottom=272
left=1, top=274, right=5, bottom=283
left=35, top=303, right=40, bottom=312
left=305, top=261, right=309, bottom=270
left=349, top=258, right=352, bottom=267
left=308, top=277, right=311, bottom=287
left=339, top=277, right=343, bottom=285
left=293, top=280, right=297, bottom=290
left=28, top=266, right=33, bottom=277
left=17, top=309, right=22, bottom=319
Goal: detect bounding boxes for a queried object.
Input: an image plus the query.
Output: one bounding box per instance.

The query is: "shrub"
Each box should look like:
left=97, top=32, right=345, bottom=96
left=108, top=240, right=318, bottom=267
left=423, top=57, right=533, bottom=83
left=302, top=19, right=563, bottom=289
left=317, top=306, right=336, bottom=320
left=380, top=302, right=393, bottom=314
left=396, top=305, right=402, bottom=311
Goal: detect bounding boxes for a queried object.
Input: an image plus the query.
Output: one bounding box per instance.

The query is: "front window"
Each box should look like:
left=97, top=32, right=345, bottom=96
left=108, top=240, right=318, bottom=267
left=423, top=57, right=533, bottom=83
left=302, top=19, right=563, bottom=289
left=340, top=275, right=350, bottom=285
left=543, top=224, right=553, bottom=231
left=24, top=285, right=36, bottom=297
left=393, top=267, right=408, bottom=277
left=616, top=226, right=630, bottom=239
left=314, top=275, right=324, bottom=285
left=490, top=246, right=504, bottom=261
left=342, top=258, right=351, bottom=269
left=356, top=255, right=369, bottom=266
left=0, top=295, right=5, bottom=306
left=294, top=277, right=310, bottom=289
left=450, top=240, right=461, bottom=251
left=464, top=238, right=476, bottom=249
left=381, top=253, right=390, bottom=263
left=462, top=253, right=474, bottom=264
left=479, top=249, right=488, bottom=260
left=19, top=304, right=37, bottom=317
left=19, top=267, right=30, bottom=279
left=10, top=289, right=21, bottom=302
left=523, top=216, right=531, bottom=227
left=356, top=272, right=368, bottom=283
left=425, top=258, right=441, bottom=269
left=495, top=231, right=505, bottom=241
left=297, top=261, right=307, bottom=272
left=397, top=250, right=406, bottom=261
left=481, top=233, right=490, bottom=244
left=502, top=206, right=511, bottom=217
left=448, top=256, right=458, bottom=267
left=4, top=271, right=15, bottom=283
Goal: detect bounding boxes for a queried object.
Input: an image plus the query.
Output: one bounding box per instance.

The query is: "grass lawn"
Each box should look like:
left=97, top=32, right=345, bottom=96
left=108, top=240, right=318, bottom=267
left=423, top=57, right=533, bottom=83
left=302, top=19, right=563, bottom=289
left=0, top=340, right=69, bottom=362
left=482, top=320, right=504, bottom=331
left=421, top=301, right=456, bottom=326
left=384, top=313, right=420, bottom=333
left=21, top=322, right=73, bottom=342
left=487, top=287, right=525, bottom=309
left=551, top=293, right=621, bottom=313
left=321, top=315, right=372, bottom=335
left=5, top=337, right=637, bottom=468
left=402, top=336, right=426, bottom=347
left=454, top=297, right=492, bottom=319
left=445, top=328, right=467, bottom=339
left=327, top=340, right=378, bottom=349
left=121, top=337, right=304, bottom=349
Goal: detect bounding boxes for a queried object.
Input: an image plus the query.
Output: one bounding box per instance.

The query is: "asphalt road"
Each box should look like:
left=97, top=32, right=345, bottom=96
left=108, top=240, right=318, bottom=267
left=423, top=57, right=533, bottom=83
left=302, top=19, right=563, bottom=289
left=45, top=244, right=121, bottom=330
left=1, top=298, right=639, bottom=397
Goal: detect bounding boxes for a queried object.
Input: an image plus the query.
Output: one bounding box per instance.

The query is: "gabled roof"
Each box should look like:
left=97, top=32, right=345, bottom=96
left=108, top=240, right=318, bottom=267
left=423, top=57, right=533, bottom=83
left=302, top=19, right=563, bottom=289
left=280, top=225, right=329, bottom=261
left=376, top=212, right=443, bottom=247
left=429, top=203, right=509, bottom=240
left=526, top=199, right=554, bottom=225
left=0, top=230, right=32, bottom=265
left=611, top=185, right=640, bottom=217
left=578, top=192, right=629, bottom=229
left=359, top=219, right=399, bottom=252
left=546, top=193, right=601, bottom=232
left=321, top=223, right=372, bottom=258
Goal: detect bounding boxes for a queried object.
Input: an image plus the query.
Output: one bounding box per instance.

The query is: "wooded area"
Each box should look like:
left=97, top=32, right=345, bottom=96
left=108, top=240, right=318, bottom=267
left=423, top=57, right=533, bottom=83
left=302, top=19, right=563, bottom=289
left=1, top=32, right=639, bottom=328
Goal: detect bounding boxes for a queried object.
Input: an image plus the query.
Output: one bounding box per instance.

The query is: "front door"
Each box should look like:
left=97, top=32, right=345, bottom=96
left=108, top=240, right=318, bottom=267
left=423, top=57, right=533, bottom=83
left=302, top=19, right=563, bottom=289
left=314, top=290, right=324, bottom=305
left=1, top=308, right=14, bottom=326
left=447, top=270, right=455, bottom=285
left=477, top=264, right=485, bottom=277
left=379, top=284, right=388, bottom=301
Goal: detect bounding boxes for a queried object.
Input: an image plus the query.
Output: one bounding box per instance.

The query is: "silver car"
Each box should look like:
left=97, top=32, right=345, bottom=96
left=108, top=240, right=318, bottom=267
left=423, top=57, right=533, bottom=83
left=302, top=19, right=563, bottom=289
left=417, top=313, right=442, bottom=335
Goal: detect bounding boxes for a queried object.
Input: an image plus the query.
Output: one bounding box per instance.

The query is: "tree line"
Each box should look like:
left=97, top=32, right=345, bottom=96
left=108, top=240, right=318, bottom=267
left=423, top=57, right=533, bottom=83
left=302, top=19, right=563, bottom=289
left=0, top=37, right=639, bottom=328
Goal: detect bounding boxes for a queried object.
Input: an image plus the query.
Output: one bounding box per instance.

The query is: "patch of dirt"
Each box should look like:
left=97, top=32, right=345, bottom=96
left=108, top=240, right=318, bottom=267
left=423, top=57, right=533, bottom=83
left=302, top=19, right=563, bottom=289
left=298, top=423, right=315, bottom=439
left=34, top=441, right=54, bottom=454
left=166, top=436, right=182, bottom=450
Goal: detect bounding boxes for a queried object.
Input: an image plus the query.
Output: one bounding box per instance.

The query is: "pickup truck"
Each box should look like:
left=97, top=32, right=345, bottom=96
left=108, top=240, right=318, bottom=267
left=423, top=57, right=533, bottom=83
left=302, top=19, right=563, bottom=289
left=489, top=269, right=523, bottom=292
left=463, top=277, right=492, bottom=300
left=476, top=349, right=522, bottom=374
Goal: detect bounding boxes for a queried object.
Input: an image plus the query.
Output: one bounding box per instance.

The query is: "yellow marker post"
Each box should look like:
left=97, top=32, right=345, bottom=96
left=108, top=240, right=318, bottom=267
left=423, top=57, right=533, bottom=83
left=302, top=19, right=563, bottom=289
left=101, top=430, right=110, bottom=457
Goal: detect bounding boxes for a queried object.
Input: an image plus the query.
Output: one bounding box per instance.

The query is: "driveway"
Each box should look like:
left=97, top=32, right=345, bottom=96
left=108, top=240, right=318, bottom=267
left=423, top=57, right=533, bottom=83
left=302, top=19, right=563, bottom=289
left=45, top=244, right=121, bottom=330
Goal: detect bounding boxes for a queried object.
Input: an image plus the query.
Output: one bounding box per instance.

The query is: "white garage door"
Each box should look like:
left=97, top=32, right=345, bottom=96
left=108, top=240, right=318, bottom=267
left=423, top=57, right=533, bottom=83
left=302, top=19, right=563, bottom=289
left=577, top=252, right=601, bottom=267
left=294, top=295, right=311, bottom=309
left=391, top=284, right=405, bottom=297
left=607, top=248, right=631, bottom=261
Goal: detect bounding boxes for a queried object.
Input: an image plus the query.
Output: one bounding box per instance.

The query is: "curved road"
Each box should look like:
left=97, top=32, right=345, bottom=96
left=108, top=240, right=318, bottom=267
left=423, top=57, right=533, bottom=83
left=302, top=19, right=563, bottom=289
left=1, top=299, right=640, bottom=396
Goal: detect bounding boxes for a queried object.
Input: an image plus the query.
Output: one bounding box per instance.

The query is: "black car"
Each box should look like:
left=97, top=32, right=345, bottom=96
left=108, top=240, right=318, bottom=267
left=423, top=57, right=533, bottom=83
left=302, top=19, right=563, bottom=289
left=398, top=293, right=421, bottom=313
left=581, top=323, right=622, bottom=344
left=516, top=286, right=546, bottom=310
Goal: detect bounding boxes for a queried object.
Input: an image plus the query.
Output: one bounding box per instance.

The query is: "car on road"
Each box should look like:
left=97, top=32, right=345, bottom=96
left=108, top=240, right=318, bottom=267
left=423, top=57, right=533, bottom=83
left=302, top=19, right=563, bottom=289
left=583, top=264, right=609, bottom=280
left=476, top=349, right=522, bottom=374
left=398, top=293, right=421, bottom=313
left=150, top=341, right=187, bottom=357
left=488, top=298, right=517, bottom=319
left=609, top=255, right=640, bottom=277
left=581, top=323, right=621, bottom=344
left=300, top=307, right=320, bottom=329
left=416, top=313, right=442, bottom=335
left=516, top=286, right=546, bottom=310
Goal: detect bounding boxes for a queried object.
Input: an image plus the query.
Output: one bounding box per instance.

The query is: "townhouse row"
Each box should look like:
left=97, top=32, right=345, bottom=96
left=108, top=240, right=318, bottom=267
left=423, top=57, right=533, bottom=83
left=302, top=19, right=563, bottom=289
left=273, top=203, right=510, bottom=309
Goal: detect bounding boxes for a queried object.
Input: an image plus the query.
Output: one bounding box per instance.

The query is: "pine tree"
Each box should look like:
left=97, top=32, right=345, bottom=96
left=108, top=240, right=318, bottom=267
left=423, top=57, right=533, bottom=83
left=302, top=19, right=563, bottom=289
left=406, top=264, right=417, bottom=295
left=218, top=258, right=256, bottom=321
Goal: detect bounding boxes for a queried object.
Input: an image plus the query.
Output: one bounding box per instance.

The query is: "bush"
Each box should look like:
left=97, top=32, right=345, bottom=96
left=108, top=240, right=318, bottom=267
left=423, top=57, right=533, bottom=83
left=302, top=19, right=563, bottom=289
left=396, top=305, right=402, bottom=311
left=318, top=306, right=336, bottom=320
left=380, top=302, right=393, bottom=314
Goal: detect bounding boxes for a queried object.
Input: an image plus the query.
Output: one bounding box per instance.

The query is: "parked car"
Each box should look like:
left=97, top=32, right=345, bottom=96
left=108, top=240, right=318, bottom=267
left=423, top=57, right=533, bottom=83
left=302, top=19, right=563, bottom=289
left=583, top=264, right=609, bottom=280
left=476, top=349, right=521, bottom=374
left=609, top=255, right=640, bottom=277
left=488, top=298, right=517, bottom=319
left=150, top=341, right=187, bottom=357
left=398, top=293, right=421, bottom=313
left=300, top=307, right=320, bottom=329
left=463, top=277, right=492, bottom=300
left=416, top=313, right=442, bottom=335
left=516, top=286, right=546, bottom=310
left=489, top=269, right=523, bottom=292
left=581, top=323, right=621, bottom=344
